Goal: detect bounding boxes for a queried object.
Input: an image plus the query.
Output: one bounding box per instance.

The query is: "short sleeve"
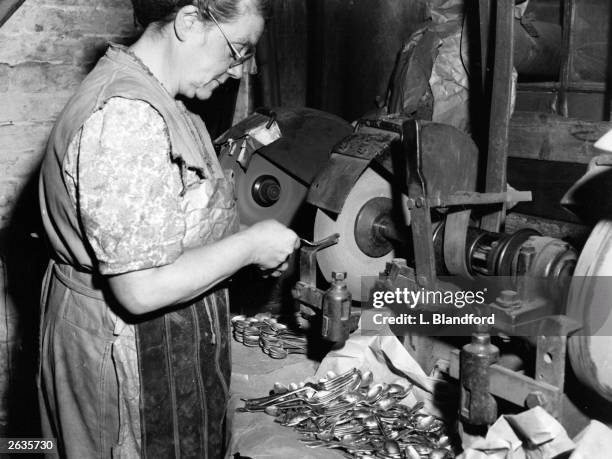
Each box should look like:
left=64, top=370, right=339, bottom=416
left=71, top=97, right=185, bottom=275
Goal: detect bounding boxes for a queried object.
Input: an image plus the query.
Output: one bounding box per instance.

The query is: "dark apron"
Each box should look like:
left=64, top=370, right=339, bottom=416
left=136, top=172, right=239, bottom=459
left=38, top=172, right=239, bottom=459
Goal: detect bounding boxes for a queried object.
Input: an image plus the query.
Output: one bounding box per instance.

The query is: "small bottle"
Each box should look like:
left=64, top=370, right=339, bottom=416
left=322, top=272, right=352, bottom=343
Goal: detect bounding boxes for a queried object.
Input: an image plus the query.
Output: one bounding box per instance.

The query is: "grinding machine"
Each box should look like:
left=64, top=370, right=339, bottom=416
left=218, top=107, right=352, bottom=229
left=216, top=0, right=612, bottom=431
left=219, top=108, right=612, bottom=430
left=218, top=107, right=353, bottom=312
left=296, top=113, right=597, bottom=428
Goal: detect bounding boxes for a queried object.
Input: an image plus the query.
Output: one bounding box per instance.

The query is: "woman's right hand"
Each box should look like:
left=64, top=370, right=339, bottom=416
left=244, top=220, right=299, bottom=270
left=108, top=219, right=299, bottom=314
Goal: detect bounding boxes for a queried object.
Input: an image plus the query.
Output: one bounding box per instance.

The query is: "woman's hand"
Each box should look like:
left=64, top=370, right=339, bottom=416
left=107, top=219, right=299, bottom=315
left=243, top=220, right=299, bottom=273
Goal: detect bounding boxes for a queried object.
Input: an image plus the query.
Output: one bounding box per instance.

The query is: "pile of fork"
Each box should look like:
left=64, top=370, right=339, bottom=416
left=231, top=314, right=308, bottom=359
left=239, top=368, right=455, bottom=458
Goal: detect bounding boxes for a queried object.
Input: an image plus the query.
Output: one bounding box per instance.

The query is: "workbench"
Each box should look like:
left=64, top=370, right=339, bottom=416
left=228, top=340, right=345, bottom=458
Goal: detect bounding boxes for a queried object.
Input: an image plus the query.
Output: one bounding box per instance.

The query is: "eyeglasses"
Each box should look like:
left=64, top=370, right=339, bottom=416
left=207, top=9, right=254, bottom=68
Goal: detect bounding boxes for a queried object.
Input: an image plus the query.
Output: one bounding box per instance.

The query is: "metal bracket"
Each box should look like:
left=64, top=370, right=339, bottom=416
left=306, top=132, right=398, bottom=214
left=359, top=117, right=439, bottom=288
left=298, top=234, right=339, bottom=285
left=403, top=120, right=437, bottom=288
left=404, top=190, right=533, bottom=209
left=449, top=315, right=581, bottom=418
left=449, top=349, right=563, bottom=417
left=293, top=234, right=340, bottom=316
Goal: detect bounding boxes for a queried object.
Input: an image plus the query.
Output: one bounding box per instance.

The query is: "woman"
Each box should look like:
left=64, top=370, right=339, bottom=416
left=37, top=0, right=297, bottom=457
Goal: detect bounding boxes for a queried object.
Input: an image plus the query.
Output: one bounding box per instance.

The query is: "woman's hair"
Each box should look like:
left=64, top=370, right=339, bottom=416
left=131, top=0, right=271, bottom=28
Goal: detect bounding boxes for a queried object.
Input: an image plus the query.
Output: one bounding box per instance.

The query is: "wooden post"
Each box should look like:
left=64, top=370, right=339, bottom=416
left=481, top=0, right=515, bottom=232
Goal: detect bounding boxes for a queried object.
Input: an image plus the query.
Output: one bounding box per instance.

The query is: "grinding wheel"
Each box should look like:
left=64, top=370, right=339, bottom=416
left=314, top=167, right=397, bottom=301
left=218, top=107, right=352, bottom=227
left=567, top=220, right=612, bottom=402
left=227, top=154, right=308, bottom=226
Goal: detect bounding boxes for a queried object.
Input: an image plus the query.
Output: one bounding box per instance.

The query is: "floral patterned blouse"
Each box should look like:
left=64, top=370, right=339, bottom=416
left=63, top=97, right=186, bottom=275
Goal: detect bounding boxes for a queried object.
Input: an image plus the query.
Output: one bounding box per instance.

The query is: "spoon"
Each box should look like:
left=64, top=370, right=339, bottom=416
left=359, top=370, right=374, bottom=389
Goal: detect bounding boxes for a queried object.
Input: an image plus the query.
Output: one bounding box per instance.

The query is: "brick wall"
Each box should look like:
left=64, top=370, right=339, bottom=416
left=0, top=0, right=137, bottom=227
left=0, top=0, right=138, bottom=434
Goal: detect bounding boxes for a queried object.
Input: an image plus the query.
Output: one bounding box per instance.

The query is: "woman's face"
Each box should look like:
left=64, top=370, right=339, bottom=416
left=177, top=11, right=264, bottom=100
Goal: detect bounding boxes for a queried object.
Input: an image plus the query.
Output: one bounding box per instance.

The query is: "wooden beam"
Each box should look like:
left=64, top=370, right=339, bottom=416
left=558, top=0, right=577, bottom=117
left=0, top=0, right=25, bottom=29
left=518, top=81, right=606, bottom=94
left=478, top=0, right=491, bottom=89
left=509, top=111, right=612, bottom=164
left=481, top=0, right=515, bottom=232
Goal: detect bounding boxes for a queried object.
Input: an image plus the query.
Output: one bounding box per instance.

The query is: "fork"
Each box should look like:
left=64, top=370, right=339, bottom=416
left=299, top=233, right=340, bottom=248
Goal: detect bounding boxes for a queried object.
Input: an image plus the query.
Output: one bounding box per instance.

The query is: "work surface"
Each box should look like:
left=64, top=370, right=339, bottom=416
left=228, top=341, right=345, bottom=458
